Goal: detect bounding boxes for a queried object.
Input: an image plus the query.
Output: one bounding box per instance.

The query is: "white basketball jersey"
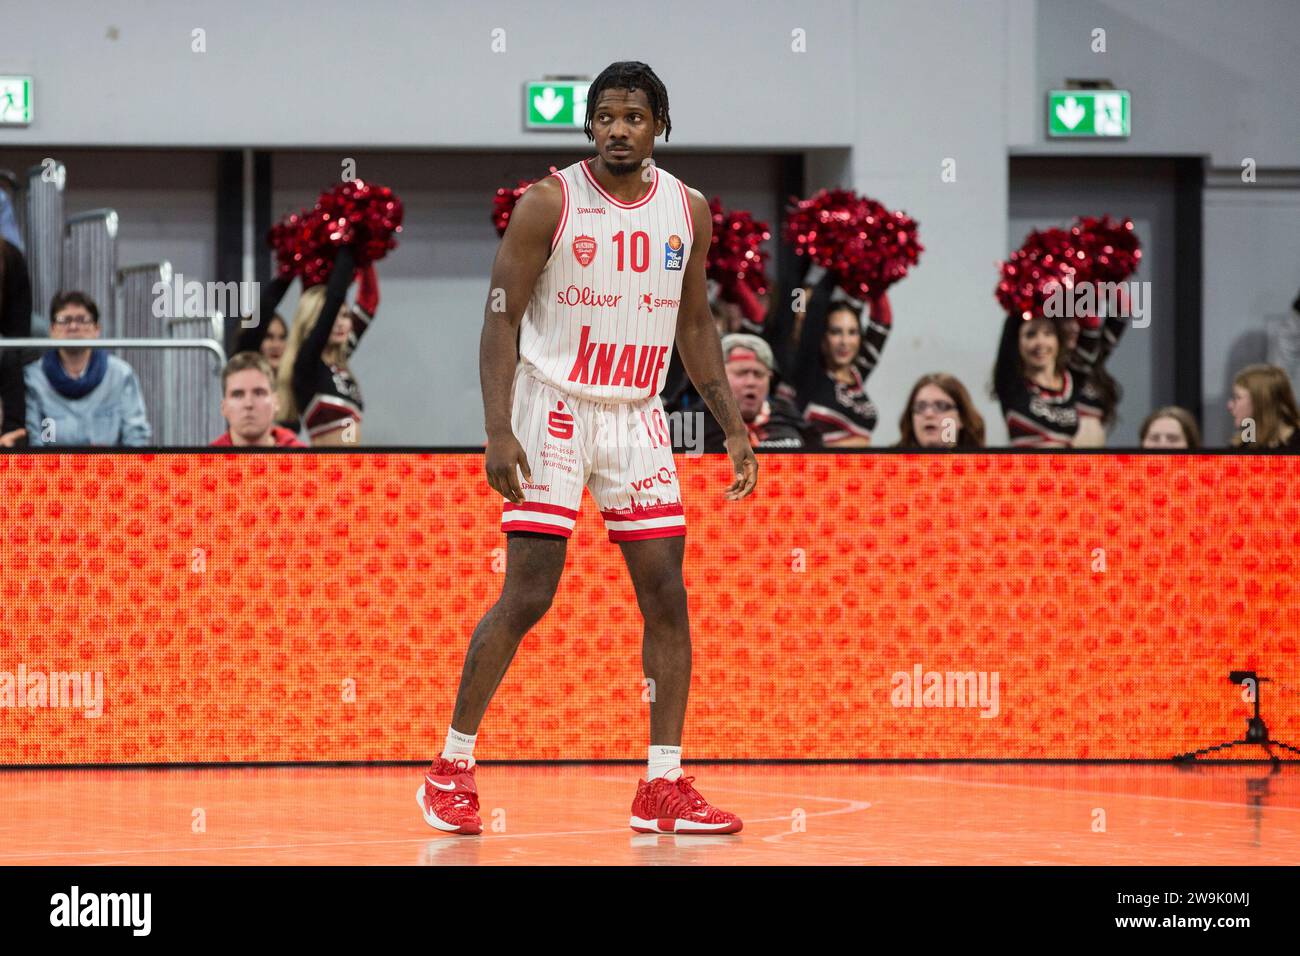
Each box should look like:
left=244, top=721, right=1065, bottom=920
left=518, top=158, right=695, bottom=404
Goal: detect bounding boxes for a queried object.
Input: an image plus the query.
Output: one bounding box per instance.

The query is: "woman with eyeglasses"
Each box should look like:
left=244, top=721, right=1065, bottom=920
left=21, top=291, right=152, bottom=447
left=896, top=373, right=986, bottom=449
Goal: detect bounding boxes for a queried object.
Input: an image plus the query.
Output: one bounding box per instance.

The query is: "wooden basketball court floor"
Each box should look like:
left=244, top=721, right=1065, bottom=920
left=1, top=763, right=1297, bottom=866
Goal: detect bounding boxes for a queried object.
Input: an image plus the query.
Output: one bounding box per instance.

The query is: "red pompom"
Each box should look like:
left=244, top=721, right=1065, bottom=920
left=492, top=168, right=558, bottom=237
left=995, top=227, right=1087, bottom=321
left=996, top=216, right=1142, bottom=320
left=267, top=180, right=403, bottom=287
left=1071, top=215, right=1142, bottom=284
left=268, top=207, right=337, bottom=287
left=707, top=197, right=772, bottom=297
left=328, top=179, right=404, bottom=266
left=784, top=189, right=923, bottom=298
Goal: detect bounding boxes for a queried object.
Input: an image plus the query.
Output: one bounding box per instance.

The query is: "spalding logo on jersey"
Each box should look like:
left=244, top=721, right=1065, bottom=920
left=664, top=234, right=684, bottom=271
left=572, top=235, right=597, bottom=267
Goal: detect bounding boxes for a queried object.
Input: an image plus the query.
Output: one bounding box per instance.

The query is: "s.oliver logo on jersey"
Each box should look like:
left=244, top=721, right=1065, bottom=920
left=664, top=234, right=684, bottom=271
left=556, top=285, right=624, bottom=309
left=567, top=325, right=670, bottom=390
left=547, top=401, right=574, bottom=439
left=572, top=235, right=597, bottom=267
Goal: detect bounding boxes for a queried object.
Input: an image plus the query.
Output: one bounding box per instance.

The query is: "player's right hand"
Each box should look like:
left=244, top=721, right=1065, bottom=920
left=485, top=432, right=532, bottom=504
left=723, top=433, right=758, bottom=500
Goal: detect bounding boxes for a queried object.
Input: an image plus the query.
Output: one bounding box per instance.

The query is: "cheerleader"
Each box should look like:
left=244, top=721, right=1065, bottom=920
left=275, top=244, right=380, bottom=446
left=786, top=266, right=891, bottom=448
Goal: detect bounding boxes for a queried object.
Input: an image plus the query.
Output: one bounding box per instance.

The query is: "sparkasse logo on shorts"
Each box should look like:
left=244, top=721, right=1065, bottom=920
left=547, top=401, right=574, bottom=439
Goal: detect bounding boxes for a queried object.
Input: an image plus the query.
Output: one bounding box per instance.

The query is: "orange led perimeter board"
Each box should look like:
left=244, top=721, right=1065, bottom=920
left=1, top=452, right=1296, bottom=764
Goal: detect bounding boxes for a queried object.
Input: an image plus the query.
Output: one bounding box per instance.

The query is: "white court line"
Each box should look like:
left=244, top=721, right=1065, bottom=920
left=0, top=779, right=871, bottom=862
left=894, top=774, right=1300, bottom=813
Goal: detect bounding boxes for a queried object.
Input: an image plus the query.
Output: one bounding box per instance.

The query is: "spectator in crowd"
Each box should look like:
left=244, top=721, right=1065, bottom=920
left=680, top=333, right=813, bottom=453
left=1139, top=406, right=1201, bottom=449
left=211, top=351, right=305, bottom=447
left=896, top=373, right=986, bottom=449
left=237, top=311, right=289, bottom=377
left=1227, top=363, right=1300, bottom=450
left=0, top=231, right=33, bottom=447
left=276, top=245, right=378, bottom=446
left=23, top=291, right=151, bottom=447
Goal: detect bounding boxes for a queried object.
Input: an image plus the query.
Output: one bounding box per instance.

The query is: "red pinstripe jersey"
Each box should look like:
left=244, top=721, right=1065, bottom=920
left=518, top=158, right=695, bottom=404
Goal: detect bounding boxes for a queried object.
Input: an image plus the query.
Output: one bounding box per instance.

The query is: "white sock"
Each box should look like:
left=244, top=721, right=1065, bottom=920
left=442, top=727, right=477, bottom=768
left=648, top=745, right=682, bottom=781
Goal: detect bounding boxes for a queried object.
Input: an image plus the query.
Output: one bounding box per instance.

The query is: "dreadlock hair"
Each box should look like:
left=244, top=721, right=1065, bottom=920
left=584, top=61, right=671, bottom=142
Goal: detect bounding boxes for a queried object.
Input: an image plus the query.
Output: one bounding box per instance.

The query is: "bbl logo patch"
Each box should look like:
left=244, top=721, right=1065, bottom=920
left=572, top=235, right=597, bottom=267
left=664, top=234, right=684, bottom=271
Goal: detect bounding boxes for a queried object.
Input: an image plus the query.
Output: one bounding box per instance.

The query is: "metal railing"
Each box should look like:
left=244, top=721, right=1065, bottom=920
left=117, top=262, right=174, bottom=437
left=22, top=162, right=65, bottom=335
left=63, top=209, right=119, bottom=335
left=164, top=316, right=227, bottom=447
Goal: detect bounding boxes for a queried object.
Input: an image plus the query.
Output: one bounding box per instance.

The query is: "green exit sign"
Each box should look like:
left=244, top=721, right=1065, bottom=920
left=0, top=75, right=33, bottom=126
left=525, top=80, right=590, bottom=130
left=1048, top=90, right=1130, bottom=138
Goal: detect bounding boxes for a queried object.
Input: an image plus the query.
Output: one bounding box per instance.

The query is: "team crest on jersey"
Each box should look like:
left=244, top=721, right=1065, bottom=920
left=572, top=235, right=597, bottom=267
left=664, top=234, right=684, bottom=271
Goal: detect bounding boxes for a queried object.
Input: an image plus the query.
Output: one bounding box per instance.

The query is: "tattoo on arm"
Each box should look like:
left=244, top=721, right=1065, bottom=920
left=698, top=378, right=744, bottom=436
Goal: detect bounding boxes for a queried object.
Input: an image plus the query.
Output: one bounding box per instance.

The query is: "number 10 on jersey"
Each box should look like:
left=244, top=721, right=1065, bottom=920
left=613, top=230, right=650, bottom=273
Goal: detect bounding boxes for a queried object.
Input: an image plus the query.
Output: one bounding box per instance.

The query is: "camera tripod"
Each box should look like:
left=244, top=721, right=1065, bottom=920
left=1176, top=671, right=1300, bottom=766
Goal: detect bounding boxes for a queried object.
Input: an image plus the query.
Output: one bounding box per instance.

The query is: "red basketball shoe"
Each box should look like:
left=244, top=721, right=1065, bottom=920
left=630, top=774, right=743, bottom=834
left=417, top=757, right=482, bottom=835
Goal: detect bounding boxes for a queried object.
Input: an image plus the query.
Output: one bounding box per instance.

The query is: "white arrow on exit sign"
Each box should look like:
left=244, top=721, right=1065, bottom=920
left=534, top=87, right=565, bottom=122
left=1055, top=96, right=1086, bottom=130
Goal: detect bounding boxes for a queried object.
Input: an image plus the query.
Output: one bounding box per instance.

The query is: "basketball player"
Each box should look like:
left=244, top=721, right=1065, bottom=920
left=418, top=62, right=758, bottom=835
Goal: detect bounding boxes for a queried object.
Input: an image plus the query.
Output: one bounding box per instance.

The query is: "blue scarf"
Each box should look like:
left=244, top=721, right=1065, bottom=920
left=43, top=348, right=108, bottom=399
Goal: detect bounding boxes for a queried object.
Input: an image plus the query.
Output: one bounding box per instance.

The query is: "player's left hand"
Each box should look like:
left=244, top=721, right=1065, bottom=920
left=723, top=433, right=758, bottom=500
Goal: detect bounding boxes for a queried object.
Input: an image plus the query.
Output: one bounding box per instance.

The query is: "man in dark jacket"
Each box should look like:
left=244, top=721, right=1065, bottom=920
left=681, top=333, right=816, bottom=453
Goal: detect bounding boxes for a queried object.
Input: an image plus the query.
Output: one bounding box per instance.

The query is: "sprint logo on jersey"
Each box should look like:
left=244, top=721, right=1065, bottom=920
left=664, top=234, right=684, bottom=270
left=638, top=293, right=683, bottom=315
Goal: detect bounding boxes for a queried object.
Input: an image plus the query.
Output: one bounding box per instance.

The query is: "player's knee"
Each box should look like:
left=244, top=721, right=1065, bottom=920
left=639, top=578, right=689, bottom=628
left=500, top=586, right=555, bottom=629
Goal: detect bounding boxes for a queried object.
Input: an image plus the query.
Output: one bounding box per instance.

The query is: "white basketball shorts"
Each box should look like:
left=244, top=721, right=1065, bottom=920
left=500, top=364, right=686, bottom=542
